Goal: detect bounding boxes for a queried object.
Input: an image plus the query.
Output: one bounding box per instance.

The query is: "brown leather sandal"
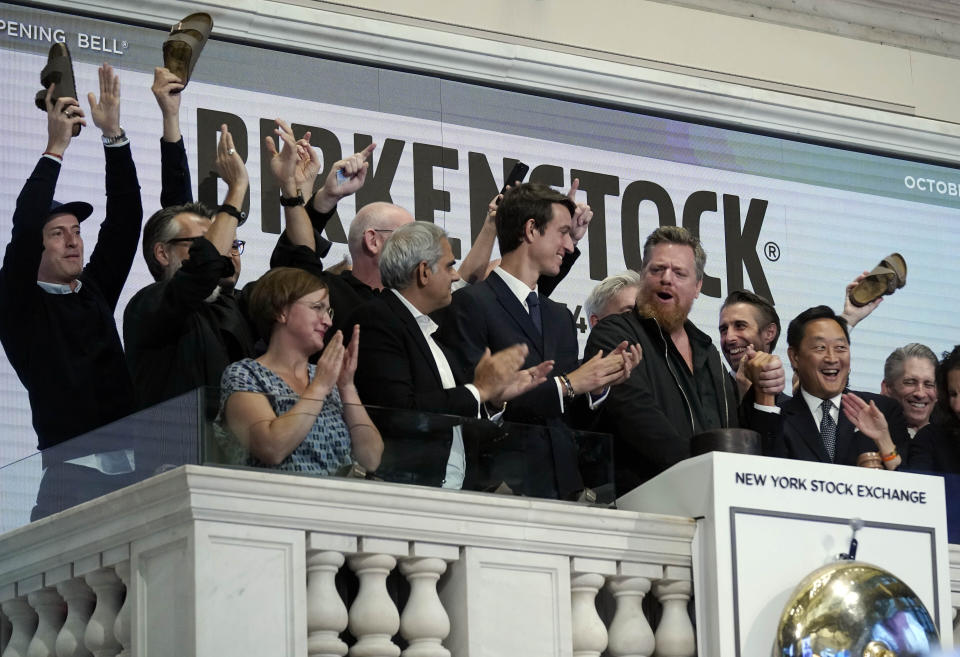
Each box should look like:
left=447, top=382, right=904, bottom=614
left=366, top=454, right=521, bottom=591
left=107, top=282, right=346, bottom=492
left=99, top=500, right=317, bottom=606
left=162, top=12, right=214, bottom=91
left=34, top=42, right=82, bottom=136
left=848, top=253, right=907, bottom=307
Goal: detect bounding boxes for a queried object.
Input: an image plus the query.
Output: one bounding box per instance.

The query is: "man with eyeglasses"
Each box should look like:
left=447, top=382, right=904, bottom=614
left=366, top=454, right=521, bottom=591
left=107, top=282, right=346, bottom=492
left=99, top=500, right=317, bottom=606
left=123, top=124, right=254, bottom=410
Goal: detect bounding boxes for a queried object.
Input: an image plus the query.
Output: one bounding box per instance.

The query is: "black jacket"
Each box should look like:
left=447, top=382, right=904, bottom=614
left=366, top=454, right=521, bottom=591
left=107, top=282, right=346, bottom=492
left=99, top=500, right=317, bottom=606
left=348, top=291, right=482, bottom=487
left=905, top=421, right=960, bottom=474
left=0, top=147, right=141, bottom=449
left=747, top=389, right=909, bottom=466
left=584, top=310, right=737, bottom=494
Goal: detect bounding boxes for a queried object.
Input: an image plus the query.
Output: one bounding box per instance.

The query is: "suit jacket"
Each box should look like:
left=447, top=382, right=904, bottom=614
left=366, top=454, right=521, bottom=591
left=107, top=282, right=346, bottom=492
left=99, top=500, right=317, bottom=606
left=436, top=271, right=583, bottom=497
left=349, top=291, right=480, bottom=416
left=348, top=291, right=484, bottom=487
left=750, top=389, right=909, bottom=466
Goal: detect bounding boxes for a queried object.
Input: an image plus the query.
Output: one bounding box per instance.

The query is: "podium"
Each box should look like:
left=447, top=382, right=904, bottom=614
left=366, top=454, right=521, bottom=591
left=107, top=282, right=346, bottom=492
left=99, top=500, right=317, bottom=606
left=618, top=452, right=951, bottom=657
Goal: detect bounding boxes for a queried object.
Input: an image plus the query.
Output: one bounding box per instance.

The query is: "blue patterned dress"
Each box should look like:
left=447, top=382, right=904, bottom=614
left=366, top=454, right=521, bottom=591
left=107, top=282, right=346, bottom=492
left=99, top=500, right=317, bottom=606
left=217, top=358, right=353, bottom=474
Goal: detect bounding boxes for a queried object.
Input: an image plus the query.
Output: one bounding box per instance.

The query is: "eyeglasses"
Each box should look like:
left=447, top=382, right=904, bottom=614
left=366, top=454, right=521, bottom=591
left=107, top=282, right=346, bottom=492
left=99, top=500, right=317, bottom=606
left=165, top=236, right=203, bottom=247
left=297, top=301, right=334, bottom=319
left=164, top=236, right=245, bottom=255
left=372, top=228, right=395, bottom=234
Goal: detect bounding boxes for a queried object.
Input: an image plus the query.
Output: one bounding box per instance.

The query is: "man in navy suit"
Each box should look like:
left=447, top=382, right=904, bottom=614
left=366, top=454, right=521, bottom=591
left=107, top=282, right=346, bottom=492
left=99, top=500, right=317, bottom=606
left=747, top=305, right=908, bottom=469
left=348, top=221, right=553, bottom=488
left=437, top=183, right=639, bottom=498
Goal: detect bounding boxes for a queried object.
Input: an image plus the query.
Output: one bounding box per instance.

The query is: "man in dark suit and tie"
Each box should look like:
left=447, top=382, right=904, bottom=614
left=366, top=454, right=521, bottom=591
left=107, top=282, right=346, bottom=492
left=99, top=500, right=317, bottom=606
left=437, top=183, right=640, bottom=498
left=746, top=305, right=908, bottom=469
left=348, top=221, right=554, bottom=488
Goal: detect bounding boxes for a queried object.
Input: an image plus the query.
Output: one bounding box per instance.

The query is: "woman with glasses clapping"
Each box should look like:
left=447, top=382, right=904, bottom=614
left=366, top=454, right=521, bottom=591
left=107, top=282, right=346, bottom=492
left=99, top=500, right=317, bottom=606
left=216, top=266, right=383, bottom=474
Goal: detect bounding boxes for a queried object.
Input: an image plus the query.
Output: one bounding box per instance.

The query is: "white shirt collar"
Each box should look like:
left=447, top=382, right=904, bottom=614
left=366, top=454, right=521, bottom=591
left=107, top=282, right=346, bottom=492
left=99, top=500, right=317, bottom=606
left=800, top=387, right=842, bottom=415
left=37, top=280, right=81, bottom=294
left=493, top=266, right=537, bottom=309
left=390, top=288, right=438, bottom=336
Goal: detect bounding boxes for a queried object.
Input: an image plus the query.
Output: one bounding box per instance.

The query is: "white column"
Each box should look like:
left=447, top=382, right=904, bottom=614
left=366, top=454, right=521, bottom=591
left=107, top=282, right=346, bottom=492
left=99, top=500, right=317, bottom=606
left=307, top=550, right=348, bottom=657
left=570, top=573, right=607, bottom=657
left=1, top=599, right=37, bottom=657
left=111, top=563, right=130, bottom=657
left=652, top=580, right=695, bottom=657
left=606, top=577, right=655, bottom=657
left=398, top=558, right=449, bottom=657
left=83, top=570, right=123, bottom=657
left=347, top=553, right=400, bottom=657
left=25, top=588, right=66, bottom=657
left=54, top=579, right=94, bottom=657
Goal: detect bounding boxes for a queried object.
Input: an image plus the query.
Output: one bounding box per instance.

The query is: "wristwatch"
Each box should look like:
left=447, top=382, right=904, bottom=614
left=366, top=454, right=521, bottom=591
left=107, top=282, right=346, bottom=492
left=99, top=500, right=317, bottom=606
left=101, top=129, right=127, bottom=146
left=280, top=191, right=305, bottom=207
left=217, top=203, right=248, bottom=226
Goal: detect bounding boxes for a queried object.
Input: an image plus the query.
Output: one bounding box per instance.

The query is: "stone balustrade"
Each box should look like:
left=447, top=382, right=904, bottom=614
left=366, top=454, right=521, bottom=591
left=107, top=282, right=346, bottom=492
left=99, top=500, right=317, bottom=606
left=4, top=465, right=957, bottom=655
left=0, top=465, right=697, bottom=657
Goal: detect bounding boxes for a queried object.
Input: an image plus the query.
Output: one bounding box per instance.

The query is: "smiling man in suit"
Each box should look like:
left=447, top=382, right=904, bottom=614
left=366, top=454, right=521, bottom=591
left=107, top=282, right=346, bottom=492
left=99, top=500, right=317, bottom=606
left=348, top=221, right=553, bottom=489
left=436, top=183, right=639, bottom=498
left=747, top=305, right=908, bottom=469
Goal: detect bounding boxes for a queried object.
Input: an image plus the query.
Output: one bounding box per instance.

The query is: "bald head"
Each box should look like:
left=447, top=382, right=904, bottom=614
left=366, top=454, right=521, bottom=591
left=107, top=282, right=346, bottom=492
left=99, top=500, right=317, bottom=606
left=348, top=202, right=415, bottom=261
left=347, top=202, right=415, bottom=289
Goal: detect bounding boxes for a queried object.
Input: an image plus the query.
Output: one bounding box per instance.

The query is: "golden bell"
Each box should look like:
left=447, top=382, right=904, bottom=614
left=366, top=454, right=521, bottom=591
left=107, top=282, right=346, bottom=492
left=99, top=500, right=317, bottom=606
left=773, top=560, right=939, bottom=656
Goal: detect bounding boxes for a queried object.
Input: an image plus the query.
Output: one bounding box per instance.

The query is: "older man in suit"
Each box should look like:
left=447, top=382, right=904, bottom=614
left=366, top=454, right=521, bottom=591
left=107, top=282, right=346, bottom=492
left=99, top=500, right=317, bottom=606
left=348, top=221, right=553, bottom=488
left=437, top=183, right=639, bottom=498
left=746, top=305, right=908, bottom=469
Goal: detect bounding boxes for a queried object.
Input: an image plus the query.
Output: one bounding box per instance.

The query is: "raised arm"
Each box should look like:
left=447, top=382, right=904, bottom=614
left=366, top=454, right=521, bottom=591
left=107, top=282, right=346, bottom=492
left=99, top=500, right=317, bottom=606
left=83, top=63, right=143, bottom=309
left=0, top=88, right=84, bottom=309
left=204, top=124, right=247, bottom=257
left=458, top=193, right=500, bottom=284
left=152, top=66, right=193, bottom=206
left=266, top=118, right=314, bottom=250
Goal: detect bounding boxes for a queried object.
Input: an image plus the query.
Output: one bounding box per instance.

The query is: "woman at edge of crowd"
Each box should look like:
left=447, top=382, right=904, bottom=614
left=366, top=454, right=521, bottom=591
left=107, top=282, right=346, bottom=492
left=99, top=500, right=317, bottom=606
left=217, top=266, right=383, bottom=474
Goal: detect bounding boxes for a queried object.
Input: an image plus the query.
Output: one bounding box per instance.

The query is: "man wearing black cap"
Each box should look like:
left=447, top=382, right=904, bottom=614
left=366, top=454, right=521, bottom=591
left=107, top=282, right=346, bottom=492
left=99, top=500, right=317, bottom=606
left=0, top=63, right=141, bottom=453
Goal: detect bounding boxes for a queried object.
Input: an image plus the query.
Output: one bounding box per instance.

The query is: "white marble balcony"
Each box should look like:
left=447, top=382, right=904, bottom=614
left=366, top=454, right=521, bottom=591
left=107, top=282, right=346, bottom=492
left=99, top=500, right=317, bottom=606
left=0, top=465, right=699, bottom=657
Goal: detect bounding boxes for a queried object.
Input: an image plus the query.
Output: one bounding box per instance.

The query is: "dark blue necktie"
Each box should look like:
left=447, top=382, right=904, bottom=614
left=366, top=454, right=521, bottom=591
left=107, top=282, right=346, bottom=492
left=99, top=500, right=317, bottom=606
left=526, top=291, right=542, bottom=333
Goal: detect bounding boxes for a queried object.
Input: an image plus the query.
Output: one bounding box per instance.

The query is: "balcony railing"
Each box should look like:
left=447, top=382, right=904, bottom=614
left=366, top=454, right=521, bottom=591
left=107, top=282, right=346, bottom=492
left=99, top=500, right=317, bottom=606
left=2, top=389, right=960, bottom=655
left=0, top=464, right=700, bottom=656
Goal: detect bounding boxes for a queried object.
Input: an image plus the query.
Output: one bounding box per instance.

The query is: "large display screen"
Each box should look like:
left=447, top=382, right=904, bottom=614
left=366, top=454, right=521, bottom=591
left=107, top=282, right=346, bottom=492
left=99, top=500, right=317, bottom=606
left=1, top=2, right=958, bottom=466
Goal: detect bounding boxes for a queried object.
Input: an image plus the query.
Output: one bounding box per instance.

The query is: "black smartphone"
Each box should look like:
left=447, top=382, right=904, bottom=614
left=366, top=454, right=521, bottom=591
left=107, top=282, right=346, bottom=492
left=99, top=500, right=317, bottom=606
left=500, top=161, right=530, bottom=195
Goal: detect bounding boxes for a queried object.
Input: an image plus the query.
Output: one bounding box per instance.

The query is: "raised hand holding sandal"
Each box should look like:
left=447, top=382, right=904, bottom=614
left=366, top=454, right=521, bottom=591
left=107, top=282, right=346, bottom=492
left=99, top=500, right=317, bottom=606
left=848, top=252, right=907, bottom=307
left=34, top=42, right=81, bottom=136
left=162, top=12, right=214, bottom=91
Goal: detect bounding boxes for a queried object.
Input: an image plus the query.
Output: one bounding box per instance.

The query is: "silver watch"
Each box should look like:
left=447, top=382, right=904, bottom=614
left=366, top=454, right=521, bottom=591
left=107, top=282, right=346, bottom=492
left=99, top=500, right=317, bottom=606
left=101, top=129, right=127, bottom=146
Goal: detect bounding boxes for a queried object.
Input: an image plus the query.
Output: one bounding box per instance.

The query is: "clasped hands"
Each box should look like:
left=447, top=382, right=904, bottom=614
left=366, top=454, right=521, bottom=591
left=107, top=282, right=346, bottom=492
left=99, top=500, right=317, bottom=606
left=738, top=345, right=786, bottom=405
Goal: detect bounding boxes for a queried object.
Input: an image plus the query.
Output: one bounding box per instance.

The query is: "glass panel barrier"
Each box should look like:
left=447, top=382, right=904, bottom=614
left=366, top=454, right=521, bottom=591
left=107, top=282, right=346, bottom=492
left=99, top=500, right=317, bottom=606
left=208, top=396, right=614, bottom=504
left=0, top=388, right=207, bottom=532
left=0, top=387, right=614, bottom=533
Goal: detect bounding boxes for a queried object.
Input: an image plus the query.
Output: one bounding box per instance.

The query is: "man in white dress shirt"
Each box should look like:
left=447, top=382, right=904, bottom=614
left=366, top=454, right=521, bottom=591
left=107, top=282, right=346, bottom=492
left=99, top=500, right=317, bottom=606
left=347, top=221, right=553, bottom=488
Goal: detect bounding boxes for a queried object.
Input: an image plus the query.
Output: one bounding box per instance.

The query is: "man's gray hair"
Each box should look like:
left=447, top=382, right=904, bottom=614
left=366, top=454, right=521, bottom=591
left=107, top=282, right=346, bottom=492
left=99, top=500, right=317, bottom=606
left=585, top=271, right=643, bottom=319
left=642, top=226, right=707, bottom=281
left=884, top=343, right=939, bottom=384
left=379, top=221, right=447, bottom=291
